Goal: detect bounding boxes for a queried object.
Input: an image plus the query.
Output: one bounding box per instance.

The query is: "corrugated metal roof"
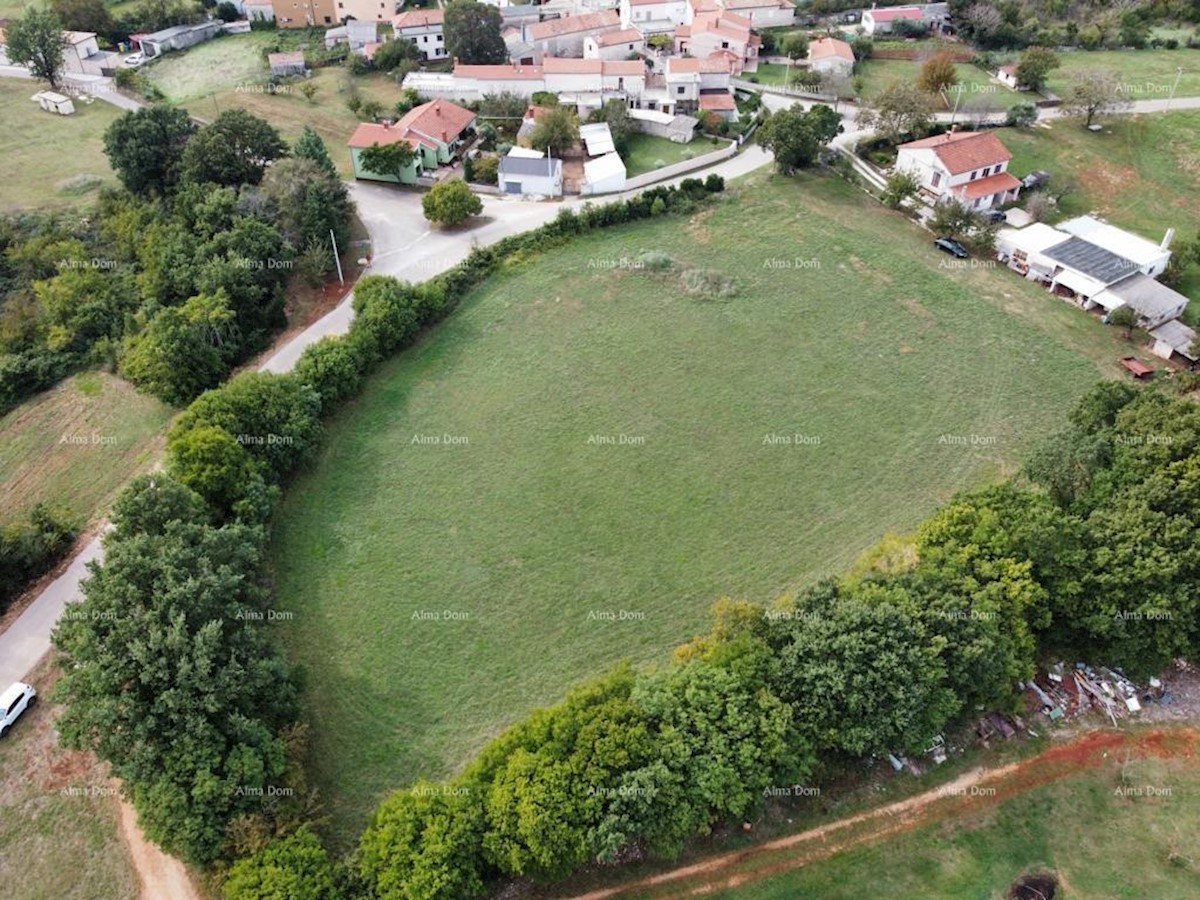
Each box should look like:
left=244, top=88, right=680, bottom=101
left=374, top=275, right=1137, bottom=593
left=1044, top=237, right=1140, bottom=286
left=499, top=155, right=562, bottom=177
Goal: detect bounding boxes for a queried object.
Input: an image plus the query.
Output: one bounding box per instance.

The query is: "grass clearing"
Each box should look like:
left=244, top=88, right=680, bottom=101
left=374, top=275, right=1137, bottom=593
left=0, top=78, right=122, bottom=211
left=0, top=372, right=173, bottom=528
left=855, top=59, right=1025, bottom=110
left=623, top=133, right=710, bottom=176
left=708, top=746, right=1200, bottom=899
left=0, top=658, right=138, bottom=900
left=999, top=111, right=1200, bottom=313
left=144, top=34, right=403, bottom=176
left=269, top=171, right=1141, bottom=846
left=1044, top=48, right=1200, bottom=100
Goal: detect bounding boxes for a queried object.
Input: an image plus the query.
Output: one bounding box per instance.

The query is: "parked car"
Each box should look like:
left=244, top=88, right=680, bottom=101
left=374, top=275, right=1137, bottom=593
left=1021, top=170, right=1049, bottom=190
left=934, top=236, right=969, bottom=259
left=982, top=208, right=1007, bottom=224
left=123, top=53, right=146, bottom=68
left=0, top=682, right=37, bottom=739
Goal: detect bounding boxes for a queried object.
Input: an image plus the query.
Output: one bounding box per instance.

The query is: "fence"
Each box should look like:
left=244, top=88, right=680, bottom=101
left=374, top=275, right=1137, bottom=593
left=621, top=141, right=738, bottom=191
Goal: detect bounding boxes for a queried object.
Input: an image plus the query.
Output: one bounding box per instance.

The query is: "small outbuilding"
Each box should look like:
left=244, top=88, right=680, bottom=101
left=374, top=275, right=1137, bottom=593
left=32, top=90, right=75, bottom=115
left=498, top=153, right=563, bottom=197
left=1149, top=319, right=1198, bottom=363
left=268, top=50, right=307, bottom=77
left=582, top=151, right=626, bottom=195
left=1093, top=273, right=1190, bottom=330
left=579, top=122, right=616, bottom=156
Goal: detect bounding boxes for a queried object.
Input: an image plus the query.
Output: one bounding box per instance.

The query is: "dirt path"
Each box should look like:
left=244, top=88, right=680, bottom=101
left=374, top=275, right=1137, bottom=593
left=565, top=727, right=1198, bottom=900
left=116, top=799, right=200, bottom=900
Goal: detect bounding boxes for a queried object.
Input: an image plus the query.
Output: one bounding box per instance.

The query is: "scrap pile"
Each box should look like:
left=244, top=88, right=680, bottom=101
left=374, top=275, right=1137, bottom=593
left=1021, top=662, right=1156, bottom=726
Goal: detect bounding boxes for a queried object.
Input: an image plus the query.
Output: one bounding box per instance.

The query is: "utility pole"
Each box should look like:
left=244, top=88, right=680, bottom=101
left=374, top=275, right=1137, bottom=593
left=330, top=229, right=344, bottom=284
left=1167, top=66, right=1183, bottom=111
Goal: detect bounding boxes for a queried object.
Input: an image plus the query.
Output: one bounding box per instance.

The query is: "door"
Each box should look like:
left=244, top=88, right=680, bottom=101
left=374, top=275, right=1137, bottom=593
left=505, top=182, right=522, bottom=194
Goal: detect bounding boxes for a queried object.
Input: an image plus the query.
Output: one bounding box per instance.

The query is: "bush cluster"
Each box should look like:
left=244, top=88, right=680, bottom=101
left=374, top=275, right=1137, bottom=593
left=0, top=504, right=76, bottom=613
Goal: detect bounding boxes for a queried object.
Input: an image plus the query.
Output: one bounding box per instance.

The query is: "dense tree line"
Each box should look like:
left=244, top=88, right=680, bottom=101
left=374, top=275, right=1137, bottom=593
left=0, top=114, right=351, bottom=413
left=949, top=0, right=1199, bottom=50
left=0, top=504, right=77, bottom=613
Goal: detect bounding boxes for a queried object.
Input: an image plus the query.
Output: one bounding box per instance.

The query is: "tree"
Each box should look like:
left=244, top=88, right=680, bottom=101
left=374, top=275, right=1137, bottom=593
left=5, top=8, right=68, bottom=88
left=49, top=0, right=113, bottom=36
left=781, top=33, right=808, bottom=62
left=119, top=292, right=237, bottom=404
left=917, top=52, right=959, bottom=96
left=358, top=141, right=418, bottom=183
left=111, top=473, right=210, bottom=537
left=599, top=99, right=634, bottom=156
left=180, top=109, right=288, bottom=187
left=165, top=423, right=267, bottom=518
left=443, top=0, right=507, bottom=65
left=1107, top=303, right=1137, bottom=339
left=224, top=826, right=343, bottom=900
left=259, top=157, right=354, bottom=252
left=422, top=179, right=482, bottom=227
left=881, top=169, right=921, bottom=209
left=857, top=82, right=936, bottom=143
left=1062, top=68, right=1132, bottom=128
left=1014, top=46, right=1060, bottom=92
left=757, top=103, right=841, bottom=174
left=371, top=35, right=421, bottom=72
left=1005, top=102, right=1038, bottom=127
left=928, top=197, right=996, bottom=252
left=292, top=126, right=338, bottom=177
left=103, top=106, right=197, bottom=196
left=530, top=105, right=579, bottom=157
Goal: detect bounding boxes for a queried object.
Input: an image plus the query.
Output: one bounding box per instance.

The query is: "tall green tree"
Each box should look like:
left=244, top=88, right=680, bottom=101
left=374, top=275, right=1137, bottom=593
left=5, top=7, right=68, bottom=88
left=422, top=179, right=482, bottom=227
left=224, top=826, right=343, bottom=900
left=292, top=126, right=338, bottom=178
left=103, top=106, right=197, bottom=196
left=49, top=0, right=113, bottom=37
left=758, top=103, right=841, bottom=174
left=443, top=0, right=507, bottom=64
left=1062, top=68, right=1132, bottom=127
left=181, top=109, right=288, bottom=187
left=857, top=81, right=936, bottom=142
left=1014, top=46, right=1060, bottom=92
left=530, top=105, right=579, bottom=157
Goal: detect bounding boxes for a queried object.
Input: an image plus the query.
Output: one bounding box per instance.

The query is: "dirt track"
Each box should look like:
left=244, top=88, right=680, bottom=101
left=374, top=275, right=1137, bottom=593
left=564, top=727, right=1199, bottom=900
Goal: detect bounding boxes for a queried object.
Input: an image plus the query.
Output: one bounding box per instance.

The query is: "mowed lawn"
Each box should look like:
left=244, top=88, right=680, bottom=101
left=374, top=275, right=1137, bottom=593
left=144, top=34, right=403, bottom=176
left=0, top=78, right=122, bottom=211
left=623, top=133, right=711, bottom=176
left=269, top=172, right=1138, bottom=845
left=1044, top=47, right=1200, bottom=100
left=709, top=753, right=1200, bottom=899
left=0, top=372, right=173, bottom=527
left=999, top=111, right=1200, bottom=311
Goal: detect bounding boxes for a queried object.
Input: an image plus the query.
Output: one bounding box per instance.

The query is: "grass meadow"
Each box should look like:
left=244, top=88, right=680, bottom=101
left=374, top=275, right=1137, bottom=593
left=623, top=133, right=710, bottom=176
left=269, top=171, right=1137, bottom=845
left=0, top=372, right=172, bottom=527
left=0, top=79, right=122, bottom=211
left=1043, top=47, right=1200, bottom=100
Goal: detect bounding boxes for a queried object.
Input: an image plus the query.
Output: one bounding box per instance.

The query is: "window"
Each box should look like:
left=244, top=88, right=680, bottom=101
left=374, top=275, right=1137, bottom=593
left=721, top=41, right=729, bottom=48
left=422, top=35, right=428, bottom=42
left=931, top=171, right=941, bottom=187
left=969, top=170, right=977, bottom=181
left=323, top=15, right=331, bottom=23
left=677, top=86, right=685, bottom=94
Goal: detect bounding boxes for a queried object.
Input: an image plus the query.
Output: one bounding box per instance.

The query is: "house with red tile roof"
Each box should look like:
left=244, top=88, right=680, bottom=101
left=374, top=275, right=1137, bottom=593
left=347, top=99, right=476, bottom=183
left=392, top=8, right=445, bottom=60
left=807, top=36, right=854, bottom=78
left=861, top=4, right=924, bottom=35
left=674, top=11, right=759, bottom=73
left=895, top=128, right=1021, bottom=210
left=713, top=0, right=794, bottom=27
left=620, top=0, right=690, bottom=34
left=583, top=27, right=646, bottom=60
left=528, top=10, right=621, bottom=58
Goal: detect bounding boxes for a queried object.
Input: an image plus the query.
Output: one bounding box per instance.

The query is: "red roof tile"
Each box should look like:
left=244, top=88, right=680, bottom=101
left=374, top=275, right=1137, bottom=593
left=392, top=8, right=443, bottom=29
left=347, top=123, right=431, bottom=151
left=808, top=36, right=854, bottom=62
left=951, top=170, right=1022, bottom=200
left=869, top=6, right=923, bottom=21
left=529, top=10, right=619, bottom=40
left=699, top=92, right=737, bottom=110
left=899, top=130, right=1013, bottom=175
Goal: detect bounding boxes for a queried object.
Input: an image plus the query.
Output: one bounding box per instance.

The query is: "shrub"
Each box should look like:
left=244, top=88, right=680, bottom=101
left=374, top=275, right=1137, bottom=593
left=0, top=349, right=76, bottom=416
left=679, top=268, right=738, bottom=300
left=471, top=155, right=499, bottom=185
left=422, top=179, right=483, bottom=227
left=704, top=173, right=725, bottom=193
left=165, top=423, right=268, bottom=521
left=223, top=826, right=343, bottom=900
left=295, top=335, right=366, bottom=411
left=351, top=275, right=425, bottom=356
left=0, top=504, right=77, bottom=611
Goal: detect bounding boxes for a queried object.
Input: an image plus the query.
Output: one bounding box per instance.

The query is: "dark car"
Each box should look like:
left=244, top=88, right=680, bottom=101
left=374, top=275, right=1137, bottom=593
left=982, top=208, right=1007, bottom=224
left=934, top=237, right=969, bottom=259
left=1021, top=170, right=1049, bottom=190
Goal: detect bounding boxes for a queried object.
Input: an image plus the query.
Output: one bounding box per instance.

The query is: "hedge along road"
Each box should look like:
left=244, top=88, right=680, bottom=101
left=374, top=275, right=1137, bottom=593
left=0, top=144, right=775, bottom=693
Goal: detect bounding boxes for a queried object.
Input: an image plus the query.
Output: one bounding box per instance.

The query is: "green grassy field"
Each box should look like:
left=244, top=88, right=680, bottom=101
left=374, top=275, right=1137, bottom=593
left=999, top=111, right=1200, bottom=312
left=0, top=372, right=173, bottom=527
left=0, top=660, right=138, bottom=900
left=269, top=171, right=1142, bottom=845
left=712, top=754, right=1200, bottom=899
left=1044, top=48, right=1200, bottom=99
left=623, top=133, right=708, bottom=176
left=0, top=78, right=122, bottom=211
left=143, top=34, right=404, bottom=176
left=856, top=59, right=1026, bottom=110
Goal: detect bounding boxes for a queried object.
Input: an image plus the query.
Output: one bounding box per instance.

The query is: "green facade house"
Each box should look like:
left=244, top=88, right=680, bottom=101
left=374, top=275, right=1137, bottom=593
left=347, top=99, right=477, bottom=183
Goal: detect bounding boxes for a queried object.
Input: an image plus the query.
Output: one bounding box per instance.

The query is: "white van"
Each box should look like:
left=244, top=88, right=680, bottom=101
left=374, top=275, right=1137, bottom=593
left=0, top=682, right=37, bottom=738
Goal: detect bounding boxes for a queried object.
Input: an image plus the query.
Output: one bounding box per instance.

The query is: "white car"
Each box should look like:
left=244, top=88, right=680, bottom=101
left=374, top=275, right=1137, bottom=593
left=123, top=53, right=146, bottom=68
left=0, top=682, right=37, bottom=739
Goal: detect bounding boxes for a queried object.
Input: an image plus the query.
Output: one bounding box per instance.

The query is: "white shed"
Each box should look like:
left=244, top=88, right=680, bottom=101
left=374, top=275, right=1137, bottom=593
left=498, top=153, right=563, bottom=197
left=582, top=151, right=626, bottom=195
left=579, top=122, right=616, bottom=156
left=995, top=223, right=1067, bottom=281
left=32, top=90, right=75, bottom=115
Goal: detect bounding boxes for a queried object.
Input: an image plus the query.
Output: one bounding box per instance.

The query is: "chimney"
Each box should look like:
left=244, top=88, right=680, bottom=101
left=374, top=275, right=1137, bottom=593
left=1162, top=227, right=1175, bottom=250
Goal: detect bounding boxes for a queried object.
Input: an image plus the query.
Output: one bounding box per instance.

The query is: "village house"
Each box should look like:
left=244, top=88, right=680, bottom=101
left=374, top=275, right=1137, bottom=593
left=347, top=99, right=476, bottom=183
left=271, top=0, right=337, bottom=27
left=807, top=36, right=854, bottom=79
left=61, top=31, right=118, bottom=75
left=860, top=4, right=924, bottom=35
left=334, top=0, right=393, bottom=23
left=584, top=28, right=646, bottom=60
left=405, top=59, right=646, bottom=112
left=392, top=9, right=446, bottom=60
left=498, top=153, right=564, bottom=196
left=712, top=0, right=794, bottom=28
left=325, top=19, right=378, bottom=50
left=674, top=10, right=759, bottom=73
left=527, top=10, right=622, bottom=59
left=895, top=129, right=1021, bottom=210
left=620, top=0, right=689, bottom=35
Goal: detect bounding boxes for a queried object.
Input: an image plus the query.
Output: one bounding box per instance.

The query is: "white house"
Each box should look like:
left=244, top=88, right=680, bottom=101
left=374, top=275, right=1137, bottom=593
left=997, top=223, right=1072, bottom=282
left=528, top=10, right=621, bottom=59
left=583, top=27, right=646, bottom=60
left=1057, top=215, right=1173, bottom=278
left=675, top=11, right=759, bottom=73
left=861, top=4, right=924, bottom=35
left=996, top=64, right=1025, bottom=90
left=499, top=153, right=564, bottom=196
left=619, top=0, right=688, bottom=34
left=807, top=36, right=854, bottom=78
left=62, top=31, right=115, bottom=75
left=404, top=59, right=645, bottom=111
left=894, top=129, right=1021, bottom=210
left=714, top=0, right=794, bottom=27
left=392, top=9, right=445, bottom=60
left=582, top=151, right=627, bottom=194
